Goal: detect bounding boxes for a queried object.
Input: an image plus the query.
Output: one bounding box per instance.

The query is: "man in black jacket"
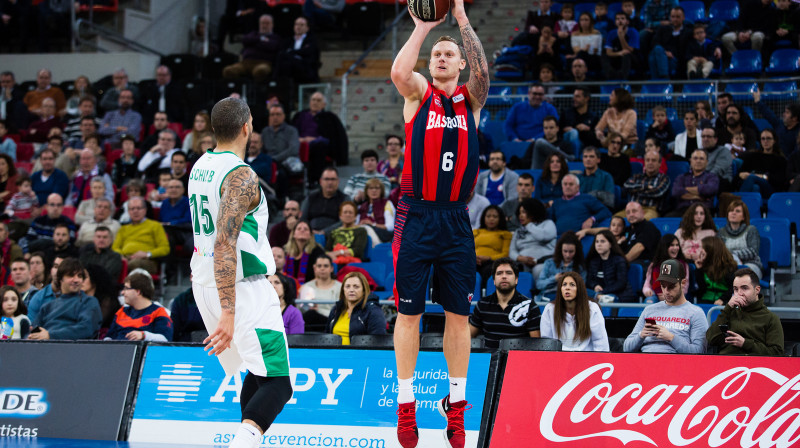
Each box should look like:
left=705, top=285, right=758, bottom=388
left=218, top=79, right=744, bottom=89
left=647, top=6, right=693, bottom=79
left=721, top=0, right=776, bottom=55
left=275, top=16, right=321, bottom=84
left=292, top=92, right=349, bottom=182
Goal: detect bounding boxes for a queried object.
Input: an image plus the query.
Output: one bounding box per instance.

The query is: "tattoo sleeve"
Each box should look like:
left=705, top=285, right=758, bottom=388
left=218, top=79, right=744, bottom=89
left=460, top=22, right=489, bottom=107
left=214, top=166, right=260, bottom=314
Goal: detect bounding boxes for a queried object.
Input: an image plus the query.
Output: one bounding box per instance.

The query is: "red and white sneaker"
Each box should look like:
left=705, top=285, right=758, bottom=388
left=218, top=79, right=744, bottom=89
left=396, top=401, right=419, bottom=448
left=437, top=395, right=471, bottom=448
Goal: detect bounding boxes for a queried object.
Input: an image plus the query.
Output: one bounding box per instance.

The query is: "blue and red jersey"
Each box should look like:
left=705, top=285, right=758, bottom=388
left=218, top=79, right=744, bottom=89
left=402, top=83, right=479, bottom=203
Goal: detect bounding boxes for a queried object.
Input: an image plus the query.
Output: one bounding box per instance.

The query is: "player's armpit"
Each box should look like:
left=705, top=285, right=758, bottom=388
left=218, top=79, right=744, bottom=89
left=460, top=22, right=489, bottom=108
left=214, top=166, right=260, bottom=313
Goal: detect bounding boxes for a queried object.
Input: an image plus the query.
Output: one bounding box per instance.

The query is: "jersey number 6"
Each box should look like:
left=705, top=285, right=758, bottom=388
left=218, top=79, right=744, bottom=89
left=441, top=151, right=454, bottom=172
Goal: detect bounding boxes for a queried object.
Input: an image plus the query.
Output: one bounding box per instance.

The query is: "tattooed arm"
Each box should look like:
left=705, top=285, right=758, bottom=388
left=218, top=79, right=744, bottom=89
left=205, top=165, right=260, bottom=356
left=453, top=0, right=489, bottom=112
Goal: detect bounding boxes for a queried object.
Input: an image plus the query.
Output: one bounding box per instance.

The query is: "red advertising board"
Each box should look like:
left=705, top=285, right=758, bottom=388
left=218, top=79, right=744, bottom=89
left=491, top=351, right=800, bottom=448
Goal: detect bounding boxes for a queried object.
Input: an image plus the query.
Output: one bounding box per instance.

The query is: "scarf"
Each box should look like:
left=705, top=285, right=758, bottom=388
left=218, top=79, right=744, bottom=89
left=284, top=251, right=310, bottom=284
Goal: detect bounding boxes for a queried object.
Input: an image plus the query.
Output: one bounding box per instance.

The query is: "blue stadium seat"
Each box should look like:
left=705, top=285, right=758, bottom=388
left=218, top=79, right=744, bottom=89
left=485, top=272, right=535, bottom=296
left=681, top=1, right=706, bottom=23
left=724, top=81, right=759, bottom=101
left=608, top=2, right=622, bottom=17
left=500, top=141, right=529, bottom=161
left=666, top=161, right=689, bottom=185
left=515, top=169, right=542, bottom=184
left=708, top=0, right=740, bottom=23
left=486, top=85, right=516, bottom=107
left=574, top=3, right=596, bottom=19
left=485, top=120, right=506, bottom=146
left=753, top=118, right=770, bottom=132
left=762, top=81, right=798, bottom=101
left=631, top=161, right=643, bottom=175
left=765, top=49, right=800, bottom=76
left=348, top=262, right=386, bottom=289
left=618, top=307, right=643, bottom=317
left=600, top=84, right=629, bottom=95
left=627, top=263, right=643, bottom=302
left=581, top=235, right=595, bottom=257
left=636, top=120, right=648, bottom=142
left=363, top=236, right=372, bottom=261
left=736, top=192, right=763, bottom=218
left=751, top=218, right=792, bottom=269
left=679, top=83, right=714, bottom=103
left=651, top=217, right=681, bottom=235
left=713, top=217, right=727, bottom=229
left=726, top=50, right=762, bottom=76
left=314, top=233, right=325, bottom=246
left=640, top=83, right=673, bottom=101
left=567, top=161, right=584, bottom=172
left=371, top=242, right=393, bottom=268
left=767, top=193, right=800, bottom=224
left=478, top=109, right=490, bottom=130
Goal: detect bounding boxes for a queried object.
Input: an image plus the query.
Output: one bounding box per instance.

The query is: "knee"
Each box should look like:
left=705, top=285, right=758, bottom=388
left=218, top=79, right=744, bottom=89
left=396, top=313, right=422, bottom=327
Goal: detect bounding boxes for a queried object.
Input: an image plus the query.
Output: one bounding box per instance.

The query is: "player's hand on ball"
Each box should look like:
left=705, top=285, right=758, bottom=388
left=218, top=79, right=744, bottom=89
left=205, top=312, right=235, bottom=356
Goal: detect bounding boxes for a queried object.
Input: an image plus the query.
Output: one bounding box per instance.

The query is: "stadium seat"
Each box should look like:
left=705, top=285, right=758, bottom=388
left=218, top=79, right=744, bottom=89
left=421, top=334, right=485, bottom=349
left=600, top=84, right=629, bottom=95
left=681, top=1, right=706, bottom=23
left=287, top=334, right=342, bottom=347
left=753, top=118, right=770, bottom=132
left=666, top=161, right=689, bottom=185
left=200, top=52, right=239, bottom=80
left=484, top=120, right=506, bottom=147
left=486, top=85, right=516, bottom=107
left=370, top=242, right=392, bottom=268
left=478, top=109, right=490, bottom=131
left=640, top=83, right=673, bottom=102
left=651, top=217, right=681, bottom=235
left=630, top=161, right=643, bottom=175
left=767, top=193, right=800, bottom=225
left=713, top=217, right=727, bottom=229
left=161, top=54, right=199, bottom=81
left=343, top=1, right=384, bottom=36
left=499, top=337, right=562, bottom=351
left=627, top=263, right=643, bottom=302
left=617, top=307, right=643, bottom=318
left=608, top=337, right=625, bottom=352
left=574, top=3, right=596, bottom=19
left=762, top=81, right=798, bottom=101
left=314, top=233, right=325, bottom=246
left=679, top=82, right=714, bottom=103
left=724, top=81, right=759, bottom=101
left=272, top=1, right=304, bottom=37
left=752, top=218, right=793, bottom=271
left=726, top=50, right=762, bottom=76
left=708, top=0, right=740, bottom=23
left=350, top=334, right=394, bottom=347
left=16, top=162, right=32, bottom=174
left=348, top=262, right=386, bottom=289
left=736, top=192, right=763, bottom=218
left=16, top=142, right=34, bottom=162
left=485, top=271, right=534, bottom=296
left=581, top=235, right=594, bottom=257
left=567, top=161, right=584, bottom=172
left=500, top=141, right=529, bottom=161
left=765, top=49, right=800, bottom=76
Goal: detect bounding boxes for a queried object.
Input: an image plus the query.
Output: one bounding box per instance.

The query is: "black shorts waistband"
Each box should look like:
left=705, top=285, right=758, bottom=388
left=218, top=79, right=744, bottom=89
left=400, top=197, right=467, bottom=210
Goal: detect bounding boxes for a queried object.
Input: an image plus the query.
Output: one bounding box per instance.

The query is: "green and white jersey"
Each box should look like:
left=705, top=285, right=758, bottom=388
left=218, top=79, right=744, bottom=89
left=189, top=149, right=275, bottom=288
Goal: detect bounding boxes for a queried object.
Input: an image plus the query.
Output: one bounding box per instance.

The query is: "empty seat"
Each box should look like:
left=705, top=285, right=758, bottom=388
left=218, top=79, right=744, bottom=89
left=765, top=49, right=800, bottom=75
left=486, top=85, right=517, bottom=107
left=498, top=337, right=562, bottom=351
left=752, top=218, right=792, bottom=269
left=348, top=262, right=387, bottom=289
left=650, top=217, right=681, bottom=235
left=726, top=50, right=762, bottom=76
left=679, top=82, right=714, bottom=103
left=735, top=192, right=763, bottom=217
left=287, top=334, right=343, bottom=347
left=272, top=2, right=304, bottom=38
left=574, top=3, right=596, bottom=19
left=500, top=141, right=529, bottom=161
left=681, top=1, right=706, bottom=23
left=762, top=81, right=798, bottom=101
left=350, top=334, right=394, bottom=348
left=201, top=52, right=239, bottom=80
left=343, top=1, right=384, bottom=37
left=708, top=0, right=739, bottom=23
left=666, top=160, right=689, bottom=185
left=627, top=264, right=643, bottom=302
left=640, top=83, right=673, bottom=101
left=161, top=54, right=200, bottom=81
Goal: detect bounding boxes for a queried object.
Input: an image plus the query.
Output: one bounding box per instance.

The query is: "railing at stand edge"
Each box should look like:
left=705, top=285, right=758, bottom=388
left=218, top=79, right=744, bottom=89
left=340, top=5, right=410, bottom=128
left=73, top=18, right=164, bottom=56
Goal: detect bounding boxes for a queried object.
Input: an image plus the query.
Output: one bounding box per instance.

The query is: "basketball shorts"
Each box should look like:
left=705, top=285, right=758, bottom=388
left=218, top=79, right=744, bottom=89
left=392, top=197, right=476, bottom=316
left=192, top=275, right=290, bottom=378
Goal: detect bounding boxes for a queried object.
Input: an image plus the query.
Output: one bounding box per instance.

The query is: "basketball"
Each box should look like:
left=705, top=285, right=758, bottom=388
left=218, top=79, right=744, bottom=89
left=408, top=0, right=452, bottom=22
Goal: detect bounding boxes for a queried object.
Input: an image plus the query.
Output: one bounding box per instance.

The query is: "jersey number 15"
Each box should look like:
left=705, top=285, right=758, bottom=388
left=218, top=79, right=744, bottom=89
left=190, top=193, right=215, bottom=236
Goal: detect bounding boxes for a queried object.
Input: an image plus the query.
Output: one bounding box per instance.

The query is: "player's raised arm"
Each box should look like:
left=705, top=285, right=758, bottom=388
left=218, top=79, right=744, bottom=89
left=391, top=12, right=443, bottom=101
left=206, top=165, right=260, bottom=355
left=453, top=0, right=489, bottom=110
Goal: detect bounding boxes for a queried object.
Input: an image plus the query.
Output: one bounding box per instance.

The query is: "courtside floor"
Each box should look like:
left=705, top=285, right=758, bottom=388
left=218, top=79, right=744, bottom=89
left=0, top=440, right=218, bottom=448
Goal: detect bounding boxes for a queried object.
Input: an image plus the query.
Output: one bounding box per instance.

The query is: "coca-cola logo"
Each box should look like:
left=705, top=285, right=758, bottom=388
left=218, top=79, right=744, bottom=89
left=491, top=353, right=800, bottom=448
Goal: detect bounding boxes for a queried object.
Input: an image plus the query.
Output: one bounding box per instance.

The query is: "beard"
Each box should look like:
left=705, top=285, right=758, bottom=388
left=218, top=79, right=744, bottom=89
left=497, top=284, right=516, bottom=295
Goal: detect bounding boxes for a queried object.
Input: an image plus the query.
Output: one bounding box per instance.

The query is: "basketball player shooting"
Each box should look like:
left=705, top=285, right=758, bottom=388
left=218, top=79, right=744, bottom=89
left=189, top=98, right=293, bottom=448
left=390, top=1, right=488, bottom=447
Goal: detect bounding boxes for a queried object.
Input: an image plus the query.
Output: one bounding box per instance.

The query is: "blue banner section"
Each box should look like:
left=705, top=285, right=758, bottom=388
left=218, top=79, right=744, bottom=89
left=134, top=347, right=490, bottom=431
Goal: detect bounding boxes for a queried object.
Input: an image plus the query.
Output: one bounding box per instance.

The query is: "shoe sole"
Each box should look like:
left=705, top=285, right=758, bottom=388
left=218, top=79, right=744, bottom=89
left=436, top=399, right=454, bottom=448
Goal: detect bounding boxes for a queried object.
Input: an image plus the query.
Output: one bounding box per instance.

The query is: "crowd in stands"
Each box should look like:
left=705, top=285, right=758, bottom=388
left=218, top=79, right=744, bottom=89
left=500, top=0, right=800, bottom=81
left=0, top=2, right=795, bottom=356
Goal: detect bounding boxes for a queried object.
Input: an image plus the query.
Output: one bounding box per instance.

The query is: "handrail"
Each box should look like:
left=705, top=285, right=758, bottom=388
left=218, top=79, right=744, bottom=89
left=705, top=305, right=800, bottom=324
left=74, top=18, right=164, bottom=56
left=340, top=7, right=409, bottom=127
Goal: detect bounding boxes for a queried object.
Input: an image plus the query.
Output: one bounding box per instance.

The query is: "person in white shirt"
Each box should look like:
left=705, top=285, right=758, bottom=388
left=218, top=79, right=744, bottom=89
left=298, top=254, right=341, bottom=318
left=540, top=271, right=609, bottom=351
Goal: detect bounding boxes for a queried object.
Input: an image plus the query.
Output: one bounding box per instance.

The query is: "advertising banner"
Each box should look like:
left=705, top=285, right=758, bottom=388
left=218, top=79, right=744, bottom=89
left=0, top=341, right=138, bottom=441
left=130, top=346, right=492, bottom=447
left=490, top=351, right=800, bottom=448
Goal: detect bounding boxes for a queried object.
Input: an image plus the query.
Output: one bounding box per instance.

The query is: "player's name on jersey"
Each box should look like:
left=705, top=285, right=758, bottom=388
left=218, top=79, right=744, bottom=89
left=426, top=111, right=468, bottom=131
left=190, top=168, right=216, bottom=183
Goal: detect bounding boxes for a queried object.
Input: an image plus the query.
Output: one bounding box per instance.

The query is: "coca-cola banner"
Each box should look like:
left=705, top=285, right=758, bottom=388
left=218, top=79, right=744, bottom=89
left=490, top=351, right=800, bottom=448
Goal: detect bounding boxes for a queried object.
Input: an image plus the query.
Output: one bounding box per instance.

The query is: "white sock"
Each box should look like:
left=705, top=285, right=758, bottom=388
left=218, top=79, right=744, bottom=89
left=397, top=377, right=415, bottom=404
left=449, top=377, right=467, bottom=403
left=229, top=422, right=261, bottom=448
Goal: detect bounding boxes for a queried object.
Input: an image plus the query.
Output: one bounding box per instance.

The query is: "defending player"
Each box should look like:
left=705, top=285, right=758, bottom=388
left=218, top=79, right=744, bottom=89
left=189, top=98, right=292, bottom=448
left=390, top=1, right=489, bottom=447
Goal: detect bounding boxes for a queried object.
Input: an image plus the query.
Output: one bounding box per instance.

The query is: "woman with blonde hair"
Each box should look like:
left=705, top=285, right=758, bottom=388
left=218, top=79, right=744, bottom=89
left=181, top=111, right=210, bottom=153
left=325, top=272, right=386, bottom=345
left=540, top=272, right=608, bottom=351
left=283, top=220, right=326, bottom=284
